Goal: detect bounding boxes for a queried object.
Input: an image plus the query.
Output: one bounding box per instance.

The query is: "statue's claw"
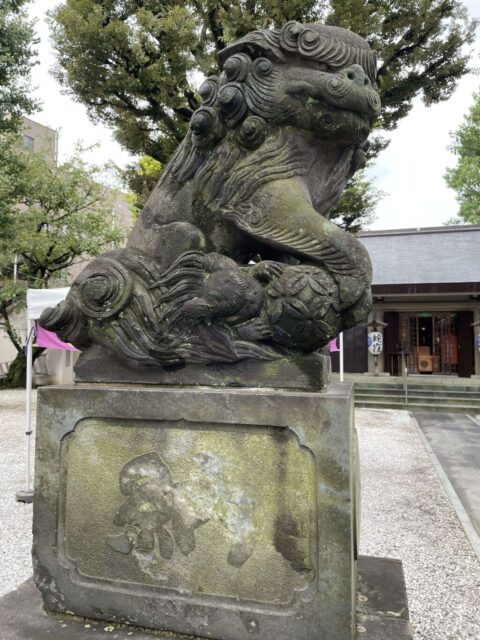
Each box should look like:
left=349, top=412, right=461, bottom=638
left=250, top=260, right=286, bottom=283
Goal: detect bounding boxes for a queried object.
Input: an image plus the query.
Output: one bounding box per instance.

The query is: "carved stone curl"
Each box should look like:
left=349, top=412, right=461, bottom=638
left=40, top=21, right=380, bottom=370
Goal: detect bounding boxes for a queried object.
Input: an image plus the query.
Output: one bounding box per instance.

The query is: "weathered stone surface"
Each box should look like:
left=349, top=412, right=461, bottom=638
left=0, top=557, right=413, bottom=640
left=74, top=344, right=331, bottom=390
left=356, top=556, right=410, bottom=621
left=33, top=383, right=358, bottom=640
left=39, top=21, right=379, bottom=373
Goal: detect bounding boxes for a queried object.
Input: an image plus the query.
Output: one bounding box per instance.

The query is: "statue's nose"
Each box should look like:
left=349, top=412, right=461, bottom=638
left=341, top=64, right=371, bottom=87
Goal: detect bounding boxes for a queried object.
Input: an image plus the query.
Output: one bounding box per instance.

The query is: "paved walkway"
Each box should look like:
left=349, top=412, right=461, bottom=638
left=356, top=409, right=480, bottom=640
left=414, top=413, right=480, bottom=540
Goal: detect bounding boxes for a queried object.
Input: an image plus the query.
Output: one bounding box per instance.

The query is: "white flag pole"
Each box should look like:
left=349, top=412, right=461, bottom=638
left=16, top=287, right=71, bottom=504
left=16, top=318, right=34, bottom=503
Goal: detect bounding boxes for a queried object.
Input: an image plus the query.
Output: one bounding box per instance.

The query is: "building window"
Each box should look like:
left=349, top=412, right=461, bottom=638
left=22, top=134, right=35, bottom=151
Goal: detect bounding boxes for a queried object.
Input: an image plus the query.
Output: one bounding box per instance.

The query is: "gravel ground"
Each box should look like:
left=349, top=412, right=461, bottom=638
left=0, top=389, right=36, bottom=597
left=357, top=408, right=480, bottom=640
left=0, top=391, right=479, bottom=639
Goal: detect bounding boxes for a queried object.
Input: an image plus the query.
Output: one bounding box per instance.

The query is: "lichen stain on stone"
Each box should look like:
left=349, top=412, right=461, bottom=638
left=316, top=449, right=348, bottom=492
left=273, top=513, right=312, bottom=573
left=32, top=556, right=67, bottom=612
left=184, top=605, right=210, bottom=628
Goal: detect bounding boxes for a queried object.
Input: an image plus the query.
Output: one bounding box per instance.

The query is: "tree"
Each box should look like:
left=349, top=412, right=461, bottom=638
left=49, top=0, right=476, bottom=230
left=123, top=155, right=163, bottom=220
left=329, top=172, right=384, bottom=233
left=0, top=138, right=123, bottom=388
left=444, top=92, right=480, bottom=224
left=0, top=0, right=38, bottom=134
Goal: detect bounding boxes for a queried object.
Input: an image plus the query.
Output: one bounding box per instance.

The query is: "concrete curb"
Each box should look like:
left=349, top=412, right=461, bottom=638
left=409, top=412, right=480, bottom=563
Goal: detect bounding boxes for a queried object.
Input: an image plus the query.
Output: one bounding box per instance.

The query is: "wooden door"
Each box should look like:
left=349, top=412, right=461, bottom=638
left=343, top=324, right=368, bottom=373
left=457, top=311, right=474, bottom=378
left=330, top=324, right=368, bottom=374
left=384, top=312, right=399, bottom=375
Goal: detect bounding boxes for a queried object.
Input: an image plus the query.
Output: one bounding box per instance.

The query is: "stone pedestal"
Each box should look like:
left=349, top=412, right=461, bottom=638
left=0, top=557, right=414, bottom=640
left=33, top=383, right=359, bottom=640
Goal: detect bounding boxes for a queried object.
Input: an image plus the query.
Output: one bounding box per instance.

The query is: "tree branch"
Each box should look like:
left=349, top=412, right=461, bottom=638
left=0, top=305, right=22, bottom=353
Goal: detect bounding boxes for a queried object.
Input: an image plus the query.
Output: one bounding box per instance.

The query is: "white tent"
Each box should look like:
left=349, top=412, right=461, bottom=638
left=19, top=288, right=70, bottom=501
left=26, top=288, right=70, bottom=321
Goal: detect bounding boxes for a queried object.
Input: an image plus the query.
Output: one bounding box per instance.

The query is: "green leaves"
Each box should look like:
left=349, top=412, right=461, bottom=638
left=122, top=154, right=163, bottom=218
left=0, top=135, right=126, bottom=384
left=0, top=0, right=39, bottom=134
left=329, top=171, right=384, bottom=233
left=0, top=137, right=124, bottom=289
left=445, top=93, right=480, bottom=224
left=49, top=0, right=476, bottom=154
left=49, top=1, right=200, bottom=162
left=328, top=0, right=477, bottom=131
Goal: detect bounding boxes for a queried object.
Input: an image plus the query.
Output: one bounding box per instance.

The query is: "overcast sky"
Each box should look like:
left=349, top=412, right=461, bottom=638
left=28, top=1, right=480, bottom=230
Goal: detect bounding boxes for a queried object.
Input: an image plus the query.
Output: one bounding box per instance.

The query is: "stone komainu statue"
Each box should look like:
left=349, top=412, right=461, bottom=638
left=40, top=21, right=380, bottom=367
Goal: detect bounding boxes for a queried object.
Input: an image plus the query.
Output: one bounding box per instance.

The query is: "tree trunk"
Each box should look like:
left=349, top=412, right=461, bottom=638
left=0, top=347, right=45, bottom=389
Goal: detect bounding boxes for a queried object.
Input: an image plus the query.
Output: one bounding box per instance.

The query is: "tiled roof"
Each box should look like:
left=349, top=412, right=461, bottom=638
left=359, top=225, right=480, bottom=285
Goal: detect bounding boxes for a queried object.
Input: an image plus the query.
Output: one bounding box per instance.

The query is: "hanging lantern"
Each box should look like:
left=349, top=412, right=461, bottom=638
left=368, top=331, right=383, bottom=355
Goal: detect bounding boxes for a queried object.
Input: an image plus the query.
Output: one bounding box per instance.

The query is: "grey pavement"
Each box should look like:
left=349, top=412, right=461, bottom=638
left=414, top=412, right=480, bottom=539
left=0, top=389, right=36, bottom=597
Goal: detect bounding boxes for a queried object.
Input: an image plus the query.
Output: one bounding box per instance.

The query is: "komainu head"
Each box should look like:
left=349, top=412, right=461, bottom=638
left=189, top=21, right=380, bottom=154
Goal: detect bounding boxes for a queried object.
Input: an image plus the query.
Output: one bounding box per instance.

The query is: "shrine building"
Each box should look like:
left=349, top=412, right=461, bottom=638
left=332, top=225, right=480, bottom=378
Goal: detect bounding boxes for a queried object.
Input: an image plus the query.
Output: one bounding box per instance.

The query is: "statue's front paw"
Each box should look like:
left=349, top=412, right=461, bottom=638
left=251, top=260, right=285, bottom=283
left=236, top=319, right=273, bottom=341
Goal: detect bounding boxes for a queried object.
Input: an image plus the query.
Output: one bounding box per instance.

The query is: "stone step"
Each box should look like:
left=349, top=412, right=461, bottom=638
left=355, top=383, right=479, bottom=394
left=355, top=395, right=480, bottom=410
left=355, top=386, right=480, bottom=396
left=354, top=398, right=480, bottom=414
left=355, top=390, right=480, bottom=405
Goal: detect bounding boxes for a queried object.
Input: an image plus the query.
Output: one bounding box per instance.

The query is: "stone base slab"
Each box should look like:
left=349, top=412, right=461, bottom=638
left=74, top=345, right=331, bottom=391
left=33, top=382, right=357, bottom=640
left=0, top=557, right=413, bottom=639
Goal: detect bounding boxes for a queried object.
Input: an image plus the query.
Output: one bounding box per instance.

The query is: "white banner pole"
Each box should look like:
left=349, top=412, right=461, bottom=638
left=17, top=318, right=34, bottom=502
left=16, top=288, right=71, bottom=503
left=25, top=318, right=33, bottom=491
